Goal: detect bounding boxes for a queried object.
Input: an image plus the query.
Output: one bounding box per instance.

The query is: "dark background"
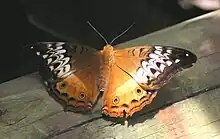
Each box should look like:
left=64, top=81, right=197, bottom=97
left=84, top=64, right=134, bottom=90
left=1, top=0, right=208, bottom=83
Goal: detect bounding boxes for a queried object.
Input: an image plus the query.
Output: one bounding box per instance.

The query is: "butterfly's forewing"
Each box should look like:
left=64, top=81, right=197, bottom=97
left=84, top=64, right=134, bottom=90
left=114, top=45, right=197, bottom=90
left=102, top=45, right=197, bottom=118
left=30, top=42, right=100, bottom=112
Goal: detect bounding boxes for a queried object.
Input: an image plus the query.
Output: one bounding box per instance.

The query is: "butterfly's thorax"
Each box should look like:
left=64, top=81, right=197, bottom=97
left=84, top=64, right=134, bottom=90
left=98, top=45, right=115, bottom=91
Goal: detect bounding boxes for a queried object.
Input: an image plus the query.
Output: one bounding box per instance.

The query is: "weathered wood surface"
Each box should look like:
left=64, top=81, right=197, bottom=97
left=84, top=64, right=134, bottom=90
left=1, top=10, right=220, bottom=139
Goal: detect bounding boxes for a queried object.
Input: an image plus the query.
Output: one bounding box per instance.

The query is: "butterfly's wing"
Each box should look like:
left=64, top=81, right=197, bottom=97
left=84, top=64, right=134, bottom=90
left=102, top=45, right=197, bottom=118
left=30, top=42, right=100, bottom=112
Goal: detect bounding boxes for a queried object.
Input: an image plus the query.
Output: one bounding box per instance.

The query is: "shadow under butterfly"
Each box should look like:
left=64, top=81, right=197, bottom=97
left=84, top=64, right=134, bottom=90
left=27, top=22, right=197, bottom=120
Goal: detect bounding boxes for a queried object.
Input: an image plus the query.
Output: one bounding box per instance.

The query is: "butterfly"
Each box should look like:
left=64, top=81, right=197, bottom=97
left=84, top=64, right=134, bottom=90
left=29, top=41, right=197, bottom=118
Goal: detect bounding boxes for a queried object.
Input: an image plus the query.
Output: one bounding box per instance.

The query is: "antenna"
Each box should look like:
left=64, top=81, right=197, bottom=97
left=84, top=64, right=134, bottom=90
left=87, top=21, right=135, bottom=45
left=109, top=22, right=135, bottom=45
left=87, top=21, right=109, bottom=44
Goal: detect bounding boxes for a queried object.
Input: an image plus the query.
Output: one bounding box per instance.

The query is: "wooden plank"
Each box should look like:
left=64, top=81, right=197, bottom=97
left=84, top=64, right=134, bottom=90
left=1, top=10, right=220, bottom=139
left=53, top=88, right=220, bottom=139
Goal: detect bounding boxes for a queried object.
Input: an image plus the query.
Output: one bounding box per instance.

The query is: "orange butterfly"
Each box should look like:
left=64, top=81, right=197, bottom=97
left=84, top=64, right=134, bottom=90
left=29, top=24, right=197, bottom=118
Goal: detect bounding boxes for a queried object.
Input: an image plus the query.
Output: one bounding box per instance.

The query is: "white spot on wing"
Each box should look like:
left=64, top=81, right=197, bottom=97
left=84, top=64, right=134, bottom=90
left=47, top=58, right=52, bottom=64
left=163, top=53, right=170, bottom=59
left=166, top=49, right=172, bottom=54
left=42, top=54, right=48, bottom=59
left=57, top=49, right=66, bottom=54
left=56, top=64, right=71, bottom=78
left=154, top=71, right=160, bottom=78
left=149, top=53, right=159, bottom=60
left=141, top=61, right=154, bottom=77
left=134, top=68, right=148, bottom=83
left=44, top=81, right=48, bottom=86
left=186, top=53, right=189, bottom=56
left=36, top=52, right=40, bottom=55
left=49, top=66, right=54, bottom=71
left=148, top=59, right=160, bottom=71
left=47, top=43, right=52, bottom=47
left=154, top=46, right=163, bottom=50
left=154, top=50, right=162, bottom=55
left=136, top=67, right=145, bottom=76
left=160, top=64, right=166, bottom=72
left=61, top=71, right=73, bottom=78
left=54, top=57, right=70, bottom=70
left=56, top=46, right=63, bottom=50
left=175, top=59, right=180, bottom=63
left=56, top=42, right=65, bottom=46
left=166, top=61, right=173, bottom=66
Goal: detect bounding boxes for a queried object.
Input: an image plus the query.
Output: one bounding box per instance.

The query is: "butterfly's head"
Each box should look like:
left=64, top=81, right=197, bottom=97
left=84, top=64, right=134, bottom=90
left=103, top=44, right=114, bottom=51
left=55, top=74, right=97, bottom=112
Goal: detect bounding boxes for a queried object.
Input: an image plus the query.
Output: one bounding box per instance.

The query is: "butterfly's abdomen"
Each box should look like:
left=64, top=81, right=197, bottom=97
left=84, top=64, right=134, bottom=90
left=98, top=45, right=115, bottom=91
left=99, top=65, right=111, bottom=91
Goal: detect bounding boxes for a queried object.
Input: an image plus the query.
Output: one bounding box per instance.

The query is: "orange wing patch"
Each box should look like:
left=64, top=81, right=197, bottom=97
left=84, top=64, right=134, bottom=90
left=102, top=63, right=157, bottom=118
left=56, top=69, right=99, bottom=112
